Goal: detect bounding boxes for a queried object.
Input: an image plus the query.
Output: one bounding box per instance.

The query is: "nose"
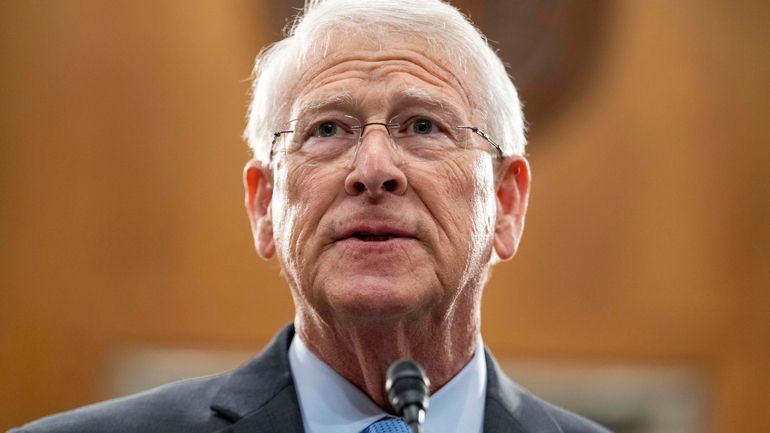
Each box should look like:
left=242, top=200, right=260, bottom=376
left=344, top=126, right=408, bottom=198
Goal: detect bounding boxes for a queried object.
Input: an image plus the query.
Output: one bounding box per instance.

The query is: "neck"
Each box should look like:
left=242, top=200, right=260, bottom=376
left=295, top=302, right=480, bottom=409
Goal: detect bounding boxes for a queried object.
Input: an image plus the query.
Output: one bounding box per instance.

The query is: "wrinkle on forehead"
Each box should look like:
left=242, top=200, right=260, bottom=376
left=288, top=36, right=477, bottom=117
left=293, top=86, right=467, bottom=125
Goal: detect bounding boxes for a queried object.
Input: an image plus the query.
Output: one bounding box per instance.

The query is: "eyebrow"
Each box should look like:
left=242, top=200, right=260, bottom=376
left=293, top=91, right=355, bottom=120
left=292, top=87, right=468, bottom=122
left=396, top=87, right=446, bottom=108
left=391, top=87, right=467, bottom=118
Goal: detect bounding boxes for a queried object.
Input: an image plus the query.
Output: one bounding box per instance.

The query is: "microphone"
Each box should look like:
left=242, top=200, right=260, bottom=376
left=385, top=360, right=430, bottom=433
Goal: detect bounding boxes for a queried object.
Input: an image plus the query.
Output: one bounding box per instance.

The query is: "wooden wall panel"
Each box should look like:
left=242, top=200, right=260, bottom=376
left=1, top=1, right=767, bottom=431
left=0, top=0, right=291, bottom=427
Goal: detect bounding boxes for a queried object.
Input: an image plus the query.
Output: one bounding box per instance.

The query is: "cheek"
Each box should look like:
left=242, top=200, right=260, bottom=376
left=420, top=157, right=496, bottom=238
left=272, top=163, right=341, bottom=257
left=407, top=157, right=497, bottom=288
left=269, top=171, right=292, bottom=259
left=468, top=159, right=498, bottom=238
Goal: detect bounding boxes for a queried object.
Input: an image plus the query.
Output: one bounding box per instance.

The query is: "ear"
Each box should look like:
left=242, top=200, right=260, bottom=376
left=493, top=156, right=531, bottom=261
left=244, top=159, right=275, bottom=259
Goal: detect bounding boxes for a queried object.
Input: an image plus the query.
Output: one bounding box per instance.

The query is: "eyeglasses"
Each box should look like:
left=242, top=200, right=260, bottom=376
left=270, top=112, right=502, bottom=162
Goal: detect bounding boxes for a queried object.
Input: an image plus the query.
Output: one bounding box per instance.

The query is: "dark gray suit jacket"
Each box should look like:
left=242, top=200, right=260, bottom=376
left=10, top=325, right=611, bottom=433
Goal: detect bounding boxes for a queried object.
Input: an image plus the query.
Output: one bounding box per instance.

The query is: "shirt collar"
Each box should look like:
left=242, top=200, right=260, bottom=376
left=288, top=333, right=487, bottom=433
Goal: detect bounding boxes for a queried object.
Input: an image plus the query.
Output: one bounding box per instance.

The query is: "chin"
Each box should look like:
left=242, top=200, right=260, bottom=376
left=323, top=276, right=433, bottom=321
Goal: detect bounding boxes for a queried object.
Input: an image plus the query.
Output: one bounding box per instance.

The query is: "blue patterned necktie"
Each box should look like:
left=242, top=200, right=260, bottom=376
left=362, top=417, right=411, bottom=433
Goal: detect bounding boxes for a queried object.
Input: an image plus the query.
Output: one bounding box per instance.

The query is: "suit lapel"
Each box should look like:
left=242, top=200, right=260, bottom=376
left=210, top=325, right=305, bottom=433
left=483, top=349, right=528, bottom=433
left=483, top=350, right=564, bottom=433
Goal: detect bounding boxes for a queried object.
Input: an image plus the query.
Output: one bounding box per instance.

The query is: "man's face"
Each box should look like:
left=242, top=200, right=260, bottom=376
left=247, top=34, right=529, bottom=325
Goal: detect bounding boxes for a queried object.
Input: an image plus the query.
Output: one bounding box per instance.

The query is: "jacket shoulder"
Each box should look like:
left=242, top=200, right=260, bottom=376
left=525, top=392, right=612, bottom=433
left=486, top=383, right=612, bottom=433
left=9, top=374, right=230, bottom=433
left=484, top=349, right=613, bottom=433
left=10, top=325, right=300, bottom=433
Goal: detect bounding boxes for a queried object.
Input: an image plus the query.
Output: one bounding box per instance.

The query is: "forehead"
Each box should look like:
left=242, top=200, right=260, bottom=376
left=287, top=31, right=476, bottom=117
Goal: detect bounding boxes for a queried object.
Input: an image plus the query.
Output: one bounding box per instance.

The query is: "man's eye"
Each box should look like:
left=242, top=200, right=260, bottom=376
left=317, top=122, right=337, bottom=137
left=412, top=118, right=433, bottom=134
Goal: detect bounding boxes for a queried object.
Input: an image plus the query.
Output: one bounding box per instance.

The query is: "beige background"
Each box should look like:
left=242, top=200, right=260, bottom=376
left=1, top=1, right=768, bottom=431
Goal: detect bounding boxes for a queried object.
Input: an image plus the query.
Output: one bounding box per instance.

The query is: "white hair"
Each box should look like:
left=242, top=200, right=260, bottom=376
left=244, top=0, right=526, bottom=164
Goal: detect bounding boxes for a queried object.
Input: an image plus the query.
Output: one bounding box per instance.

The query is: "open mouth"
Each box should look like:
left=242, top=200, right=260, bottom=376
left=351, top=232, right=399, bottom=242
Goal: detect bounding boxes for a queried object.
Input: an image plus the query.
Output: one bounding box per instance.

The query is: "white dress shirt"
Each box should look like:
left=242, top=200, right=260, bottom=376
left=288, top=333, right=486, bottom=433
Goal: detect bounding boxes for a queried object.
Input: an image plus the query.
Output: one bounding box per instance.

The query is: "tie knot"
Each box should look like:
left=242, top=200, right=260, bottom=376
left=362, top=417, right=411, bottom=433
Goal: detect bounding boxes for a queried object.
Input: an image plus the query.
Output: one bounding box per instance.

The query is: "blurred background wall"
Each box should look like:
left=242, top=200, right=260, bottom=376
left=1, top=1, right=767, bottom=432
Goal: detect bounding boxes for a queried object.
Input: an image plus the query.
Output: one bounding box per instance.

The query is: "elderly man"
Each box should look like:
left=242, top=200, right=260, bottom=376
left=11, top=1, right=611, bottom=432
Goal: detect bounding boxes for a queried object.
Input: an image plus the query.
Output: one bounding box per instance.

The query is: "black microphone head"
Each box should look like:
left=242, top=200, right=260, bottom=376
left=385, top=360, right=430, bottom=424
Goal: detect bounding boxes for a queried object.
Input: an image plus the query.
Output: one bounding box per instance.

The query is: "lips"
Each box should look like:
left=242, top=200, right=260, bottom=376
left=335, top=225, right=415, bottom=243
